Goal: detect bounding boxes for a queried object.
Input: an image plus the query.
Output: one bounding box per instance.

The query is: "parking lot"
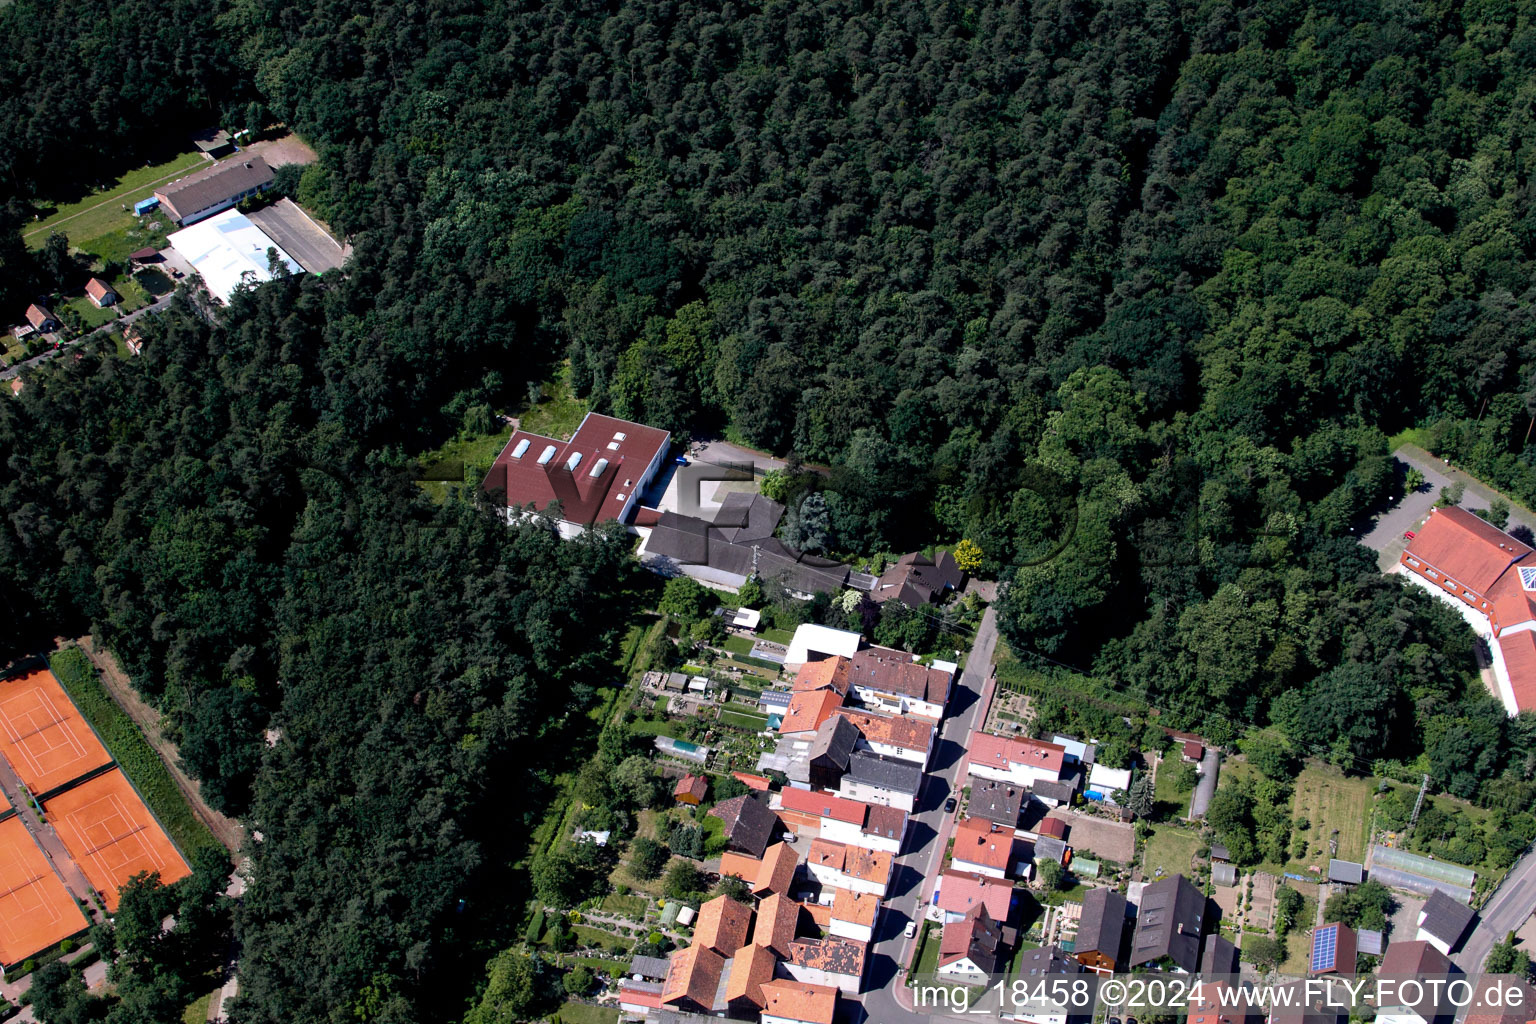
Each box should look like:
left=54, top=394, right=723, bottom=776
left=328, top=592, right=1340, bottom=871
left=247, top=198, right=348, bottom=273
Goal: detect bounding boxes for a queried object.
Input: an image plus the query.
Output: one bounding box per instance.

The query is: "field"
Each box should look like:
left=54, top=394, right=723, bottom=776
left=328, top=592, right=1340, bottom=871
left=412, top=425, right=514, bottom=502
left=1290, top=764, right=1372, bottom=865
left=25, top=150, right=205, bottom=253
left=1141, top=823, right=1202, bottom=879
left=48, top=648, right=222, bottom=861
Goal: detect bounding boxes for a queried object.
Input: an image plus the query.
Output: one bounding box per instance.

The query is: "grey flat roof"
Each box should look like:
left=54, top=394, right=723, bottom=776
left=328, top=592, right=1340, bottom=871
left=844, top=750, right=922, bottom=795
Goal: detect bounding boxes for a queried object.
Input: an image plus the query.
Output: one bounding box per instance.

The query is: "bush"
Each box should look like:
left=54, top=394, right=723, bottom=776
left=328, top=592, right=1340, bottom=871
left=628, top=837, right=670, bottom=881
left=524, top=910, right=545, bottom=943
left=563, top=966, right=595, bottom=996
left=663, top=861, right=704, bottom=900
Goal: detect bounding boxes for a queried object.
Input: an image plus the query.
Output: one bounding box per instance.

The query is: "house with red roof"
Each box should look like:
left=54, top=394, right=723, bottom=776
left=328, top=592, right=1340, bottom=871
left=935, top=870, right=1016, bottom=923
left=482, top=412, right=671, bottom=538
left=772, top=787, right=908, bottom=854
left=966, top=732, right=1068, bottom=789
left=951, top=817, right=1016, bottom=879
left=1401, top=505, right=1536, bottom=713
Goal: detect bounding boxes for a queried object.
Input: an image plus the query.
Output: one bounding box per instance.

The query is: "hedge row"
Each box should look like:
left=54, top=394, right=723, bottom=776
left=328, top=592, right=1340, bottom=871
left=48, top=648, right=222, bottom=862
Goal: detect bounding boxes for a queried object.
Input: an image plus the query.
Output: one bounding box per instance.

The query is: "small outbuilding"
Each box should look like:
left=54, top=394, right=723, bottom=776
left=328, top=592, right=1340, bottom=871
left=85, top=278, right=117, bottom=308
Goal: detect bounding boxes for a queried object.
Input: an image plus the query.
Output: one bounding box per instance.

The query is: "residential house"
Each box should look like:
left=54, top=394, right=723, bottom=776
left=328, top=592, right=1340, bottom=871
left=640, top=492, right=860, bottom=598
left=123, top=323, right=145, bottom=355
left=1074, top=887, right=1128, bottom=974
left=752, top=842, right=799, bottom=897
left=25, top=304, right=59, bottom=333
left=1005, top=946, right=1088, bottom=1024
left=1415, top=890, right=1476, bottom=956
left=660, top=944, right=727, bottom=1015
left=1087, top=764, right=1133, bottom=804
left=752, top=893, right=802, bottom=958
left=772, top=788, right=906, bottom=854
left=830, top=888, right=880, bottom=943
left=780, top=690, right=845, bottom=737
left=968, top=733, right=1068, bottom=790
left=694, top=894, right=753, bottom=956
left=1265, top=982, right=1348, bottom=1024
left=1308, top=923, right=1355, bottom=976
left=951, top=817, right=1016, bottom=879
left=793, top=658, right=852, bottom=697
left=783, top=936, right=867, bottom=994
left=84, top=277, right=117, bottom=307
left=837, top=750, right=923, bottom=812
left=833, top=706, right=935, bottom=766
left=1400, top=505, right=1536, bottom=713
left=1464, top=975, right=1536, bottom=1024
left=708, top=794, right=779, bottom=858
left=674, top=774, right=708, bottom=806
left=938, top=904, right=1004, bottom=980
left=483, top=412, right=671, bottom=537
left=1032, top=774, right=1080, bottom=808
left=1377, top=941, right=1457, bottom=1024
left=1186, top=970, right=1251, bottom=1024
left=760, top=980, right=838, bottom=1024
left=1130, top=875, right=1205, bottom=973
left=805, top=839, right=893, bottom=898
left=870, top=550, right=964, bottom=607
left=936, top=870, right=1016, bottom=924
left=723, top=944, right=777, bottom=1017
left=970, top=779, right=1026, bottom=829
left=1183, top=741, right=1205, bottom=763
left=847, top=647, right=956, bottom=718
left=154, top=155, right=275, bottom=225
left=785, top=716, right=858, bottom=790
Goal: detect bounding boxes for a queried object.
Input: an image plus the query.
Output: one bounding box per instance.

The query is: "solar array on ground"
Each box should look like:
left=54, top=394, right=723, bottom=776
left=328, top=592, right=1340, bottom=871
left=1310, top=924, right=1339, bottom=972
left=0, top=667, right=111, bottom=794
left=44, top=767, right=190, bottom=912
left=0, top=816, right=86, bottom=965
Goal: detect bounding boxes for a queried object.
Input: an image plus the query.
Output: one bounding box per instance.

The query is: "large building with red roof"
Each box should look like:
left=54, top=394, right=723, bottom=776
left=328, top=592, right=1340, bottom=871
left=1401, top=505, right=1536, bottom=712
left=966, top=732, right=1067, bottom=789
left=482, top=412, right=670, bottom=537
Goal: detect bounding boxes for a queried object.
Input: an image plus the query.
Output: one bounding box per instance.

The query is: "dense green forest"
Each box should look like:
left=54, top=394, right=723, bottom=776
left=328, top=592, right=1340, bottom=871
left=6, top=0, right=1536, bottom=1019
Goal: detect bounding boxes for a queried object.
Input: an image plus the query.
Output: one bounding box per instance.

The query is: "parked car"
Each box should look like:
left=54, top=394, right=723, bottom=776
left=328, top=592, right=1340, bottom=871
left=904, top=920, right=917, bottom=938
left=1404, top=530, right=1416, bottom=540
left=944, top=796, right=957, bottom=813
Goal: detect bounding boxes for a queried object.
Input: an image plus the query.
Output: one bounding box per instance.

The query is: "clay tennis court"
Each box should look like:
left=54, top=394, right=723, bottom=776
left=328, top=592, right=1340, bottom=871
left=0, top=816, right=86, bottom=965
left=44, top=768, right=189, bottom=911
left=0, top=668, right=111, bottom=794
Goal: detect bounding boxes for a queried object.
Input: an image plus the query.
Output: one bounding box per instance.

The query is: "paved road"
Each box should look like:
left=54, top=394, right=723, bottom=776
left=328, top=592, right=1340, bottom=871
left=1, top=292, right=174, bottom=381
left=1188, top=746, right=1219, bottom=819
left=1455, top=844, right=1536, bottom=973
left=1360, top=445, right=1536, bottom=570
left=862, top=606, right=998, bottom=1024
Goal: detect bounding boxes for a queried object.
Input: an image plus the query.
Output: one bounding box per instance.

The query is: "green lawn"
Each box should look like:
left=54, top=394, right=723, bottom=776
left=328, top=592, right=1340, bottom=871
left=412, top=424, right=515, bottom=502
left=25, top=151, right=205, bottom=248
left=61, top=295, right=121, bottom=329
left=571, top=924, right=630, bottom=952
left=1290, top=764, right=1372, bottom=866
left=521, top=362, right=590, bottom=439
left=909, top=922, right=942, bottom=982
left=721, top=636, right=754, bottom=656
left=1154, top=757, right=1197, bottom=821
left=559, top=1001, right=619, bottom=1024
left=761, top=627, right=795, bottom=644
left=601, top=893, right=648, bottom=918
left=719, top=710, right=768, bottom=730
left=1141, top=824, right=1202, bottom=879
left=718, top=658, right=780, bottom=680
left=182, top=989, right=219, bottom=1024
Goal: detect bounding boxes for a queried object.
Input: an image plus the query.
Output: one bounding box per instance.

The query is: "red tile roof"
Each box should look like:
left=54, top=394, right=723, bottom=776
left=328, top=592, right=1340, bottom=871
left=1037, top=816, right=1068, bottom=839
left=969, top=732, right=1066, bottom=775
left=937, top=870, right=1015, bottom=920
left=732, top=772, right=772, bottom=791
left=786, top=936, right=867, bottom=978
left=1406, top=506, right=1532, bottom=596
left=725, top=943, right=777, bottom=1009
left=661, top=943, right=726, bottom=1009
left=833, top=706, right=934, bottom=753
left=760, top=980, right=838, bottom=1024
left=674, top=773, right=708, bottom=802
left=794, top=658, right=852, bottom=695
left=84, top=277, right=114, bottom=303
left=952, top=817, right=1015, bottom=872
left=778, top=787, right=867, bottom=824
left=484, top=412, right=669, bottom=526
left=1183, top=740, right=1204, bottom=760
left=618, top=982, right=666, bottom=1009
left=832, top=887, right=880, bottom=927
left=694, top=894, right=752, bottom=955
left=1486, top=558, right=1536, bottom=630
left=850, top=647, right=952, bottom=704
left=1499, top=631, right=1536, bottom=711
left=755, top=841, right=798, bottom=896
left=719, top=851, right=761, bottom=881
left=753, top=892, right=801, bottom=955
left=25, top=304, right=55, bottom=330
left=780, top=689, right=844, bottom=734
left=807, top=839, right=892, bottom=886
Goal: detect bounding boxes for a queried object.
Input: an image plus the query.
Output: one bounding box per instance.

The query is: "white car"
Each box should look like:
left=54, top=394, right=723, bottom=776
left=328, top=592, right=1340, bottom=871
left=904, top=920, right=917, bottom=939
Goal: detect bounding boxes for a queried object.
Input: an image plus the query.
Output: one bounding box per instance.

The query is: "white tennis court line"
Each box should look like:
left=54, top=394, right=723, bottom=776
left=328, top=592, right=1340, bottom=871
left=0, top=686, right=95, bottom=785
left=59, top=794, right=170, bottom=888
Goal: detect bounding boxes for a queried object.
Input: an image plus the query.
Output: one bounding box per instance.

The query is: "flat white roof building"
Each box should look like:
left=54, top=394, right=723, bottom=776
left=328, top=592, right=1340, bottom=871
left=168, top=209, right=302, bottom=303
left=785, top=624, right=861, bottom=668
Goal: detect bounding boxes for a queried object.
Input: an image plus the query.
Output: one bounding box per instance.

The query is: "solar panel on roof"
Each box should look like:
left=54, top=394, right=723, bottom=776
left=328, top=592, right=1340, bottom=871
left=1310, top=926, right=1337, bottom=972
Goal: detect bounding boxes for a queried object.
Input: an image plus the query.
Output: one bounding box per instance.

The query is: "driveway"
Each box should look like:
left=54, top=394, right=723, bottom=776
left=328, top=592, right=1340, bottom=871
left=1189, top=747, right=1219, bottom=819
left=1360, top=445, right=1536, bottom=570
left=861, top=607, right=998, bottom=1024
